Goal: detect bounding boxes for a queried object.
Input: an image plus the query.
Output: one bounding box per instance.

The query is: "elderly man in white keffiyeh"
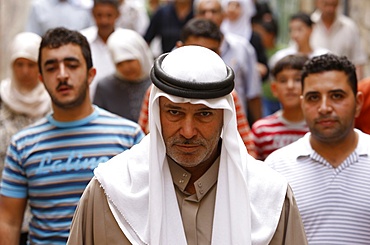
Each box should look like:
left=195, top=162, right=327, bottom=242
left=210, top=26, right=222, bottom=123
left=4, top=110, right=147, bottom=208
left=67, top=45, right=307, bottom=245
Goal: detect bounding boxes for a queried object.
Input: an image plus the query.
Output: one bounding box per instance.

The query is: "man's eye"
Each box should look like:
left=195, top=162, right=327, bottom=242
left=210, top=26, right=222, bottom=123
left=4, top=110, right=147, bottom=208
left=168, top=110, right=180, bottom=115
left=66, top=62, right=79, bottom=69
left=332, top=93, right=344, bottom=100
left=306, top=95, right=319, bottom=101
left=45, top=66, right=56, bottom=72
left=277, top=79, right=287, bottom=83
left=199, top=112, right=212, bottom=117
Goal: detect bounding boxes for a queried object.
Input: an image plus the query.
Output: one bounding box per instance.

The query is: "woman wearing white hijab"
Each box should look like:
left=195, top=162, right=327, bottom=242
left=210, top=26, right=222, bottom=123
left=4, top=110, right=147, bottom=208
left=0, top=31, right=51, bottom=245
left=0, top=32, right=51, bottom=174
left=93, top=28, right=153, bottom=122
left=221, top=0, right=256, bottom=40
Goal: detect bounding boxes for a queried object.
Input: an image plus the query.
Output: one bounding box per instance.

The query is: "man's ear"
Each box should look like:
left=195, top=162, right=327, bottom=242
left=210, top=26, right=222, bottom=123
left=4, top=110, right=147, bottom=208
left=87, top=67, right=97, bottom=85
left=270, top=80, right=278, bottom=98
left=39, top=73, right=44, bottom=84
left=355, top=91, right=364, bottom=118
left=176, top=41, right=184, bottom=48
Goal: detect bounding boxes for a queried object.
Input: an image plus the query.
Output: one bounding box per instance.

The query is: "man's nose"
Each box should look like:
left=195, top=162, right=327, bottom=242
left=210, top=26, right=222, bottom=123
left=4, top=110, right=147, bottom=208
left=179, top=117, right=197, bottom=139
left=318, top=96, right=333, bottom=114
left=57, top=63, right=69, bottom=81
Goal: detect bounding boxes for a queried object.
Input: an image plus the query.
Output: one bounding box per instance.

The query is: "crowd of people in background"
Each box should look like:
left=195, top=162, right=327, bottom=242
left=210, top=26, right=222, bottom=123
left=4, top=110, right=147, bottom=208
left=1, top=0, right=370, bottom=244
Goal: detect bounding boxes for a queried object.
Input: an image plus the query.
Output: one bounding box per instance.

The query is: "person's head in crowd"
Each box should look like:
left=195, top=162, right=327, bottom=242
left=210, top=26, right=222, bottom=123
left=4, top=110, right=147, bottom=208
left=317, top=0, right=339, bottom=19
left=107, top=29, right=154, bottom=82
left=92, top=0, right=120, bottom=42
left=221, top=0, right=255, bottom=39
left=289, top=12, right=314, bottom=48
left=150, top=45, right=236, bottom=170
left=194, top=0, right=225, bottom=27
left=271, top=54, right=308, bottom=111
left=10, top=32, right=42, bottom=92
left=300, top=53, right=363, bottom=143
left=138, top=18, right=257, bottom=155
left=177, top=18, right=223, bottom=54
left=38, top=27, right=96, bottom=116
left=251, top=15, right=279, bottom=50
left=224, top=0, right=242, bottom=22
left=2, top=32, right=50, bottom=118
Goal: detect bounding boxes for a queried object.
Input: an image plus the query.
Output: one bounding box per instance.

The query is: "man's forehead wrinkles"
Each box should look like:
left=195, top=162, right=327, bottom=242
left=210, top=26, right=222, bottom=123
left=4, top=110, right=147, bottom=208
left=164, top=101, right=212, bottom=110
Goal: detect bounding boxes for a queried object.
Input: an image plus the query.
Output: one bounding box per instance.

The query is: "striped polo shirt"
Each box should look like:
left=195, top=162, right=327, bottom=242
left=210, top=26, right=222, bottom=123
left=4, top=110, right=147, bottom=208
left=265, top=130, right=370, bottom=244
left=0, top=106, right=144, bottom=244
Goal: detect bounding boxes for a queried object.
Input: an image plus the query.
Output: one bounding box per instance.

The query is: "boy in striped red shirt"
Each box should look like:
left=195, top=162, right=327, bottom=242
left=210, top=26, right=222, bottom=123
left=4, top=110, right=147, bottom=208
left=252, top=54, right=309, bottom=160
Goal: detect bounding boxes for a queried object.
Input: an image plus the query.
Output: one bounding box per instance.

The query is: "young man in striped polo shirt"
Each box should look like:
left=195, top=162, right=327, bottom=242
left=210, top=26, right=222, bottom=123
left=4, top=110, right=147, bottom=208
left=266, top=53, right=370, bottom=244
left=0, top=27, right=144, bottom=244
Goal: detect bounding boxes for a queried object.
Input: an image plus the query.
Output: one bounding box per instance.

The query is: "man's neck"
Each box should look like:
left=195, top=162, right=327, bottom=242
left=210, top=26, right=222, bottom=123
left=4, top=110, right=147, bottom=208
left=321, top=14, right=336, bottom=29
left=98, top=29, right=114, bottom=43
left=297, top=42, right=313, bottom=55
left=310, top=130, right=358, bottom=168
left=52, top=103, right=94, bottom=122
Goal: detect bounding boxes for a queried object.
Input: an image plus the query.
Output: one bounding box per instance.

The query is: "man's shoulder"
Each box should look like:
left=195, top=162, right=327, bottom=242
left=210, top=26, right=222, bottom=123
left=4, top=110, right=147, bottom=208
left=337, top=14, right=358, bottom=28
left=11, top=117, right=50, bottom=141
left=265, top=134, right=310, bottom=166
left=357, top=129, right=370, bottom=150
left=80, top=26, right=98, bottom=41
left=222, top=34, right=255, bottom=66
left=224, top=33, right=253, bottom=52
left=95, top=107, right=142, bottom=128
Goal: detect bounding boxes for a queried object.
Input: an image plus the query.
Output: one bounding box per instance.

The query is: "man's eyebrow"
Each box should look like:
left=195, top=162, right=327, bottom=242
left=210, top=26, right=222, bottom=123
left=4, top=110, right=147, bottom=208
left=44, top=57, right=80, bottom=66
left=329, top=89, right=346, bottom=94
left=304, top=89, right=346, bottom=96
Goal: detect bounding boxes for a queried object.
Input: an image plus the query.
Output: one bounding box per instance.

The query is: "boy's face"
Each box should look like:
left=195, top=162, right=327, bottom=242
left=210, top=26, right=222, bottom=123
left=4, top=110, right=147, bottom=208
left=271, top=68, right=302, bottom=110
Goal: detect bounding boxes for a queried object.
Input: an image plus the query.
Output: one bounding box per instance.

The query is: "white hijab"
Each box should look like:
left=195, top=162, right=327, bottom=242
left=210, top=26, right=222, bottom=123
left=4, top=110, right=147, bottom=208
left=221, top=0, right=256, bottom=40
left=94, top=46, right=285, bottom=244
left=107, top=28, right=154, bottom=81
left=0, top=32, right=50, bottom=118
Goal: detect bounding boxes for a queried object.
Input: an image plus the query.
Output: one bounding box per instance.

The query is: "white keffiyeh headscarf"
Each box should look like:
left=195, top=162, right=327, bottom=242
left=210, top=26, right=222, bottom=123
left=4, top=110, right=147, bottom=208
left=95, top=46, right=285, bottom=244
